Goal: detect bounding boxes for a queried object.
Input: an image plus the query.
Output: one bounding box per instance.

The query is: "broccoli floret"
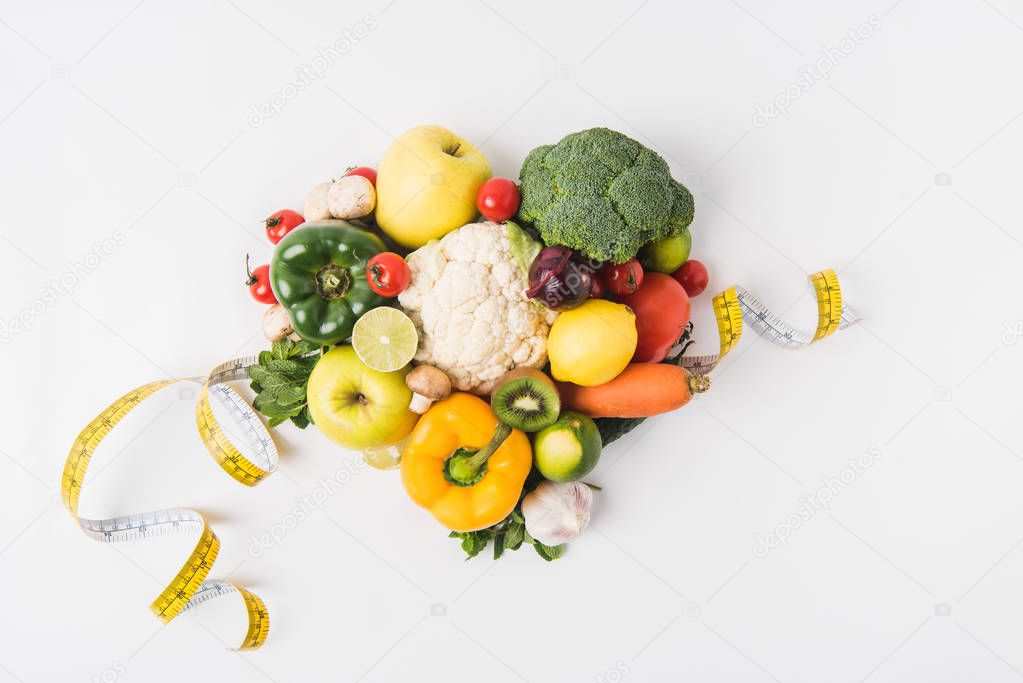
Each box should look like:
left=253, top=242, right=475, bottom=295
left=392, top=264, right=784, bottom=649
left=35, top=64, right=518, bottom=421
left=517, top=127, right=694, bottom=264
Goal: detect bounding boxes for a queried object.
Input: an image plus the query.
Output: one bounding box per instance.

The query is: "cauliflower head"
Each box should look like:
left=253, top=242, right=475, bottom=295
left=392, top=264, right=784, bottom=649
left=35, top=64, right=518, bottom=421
left=398, top=221, right=557, bottom=394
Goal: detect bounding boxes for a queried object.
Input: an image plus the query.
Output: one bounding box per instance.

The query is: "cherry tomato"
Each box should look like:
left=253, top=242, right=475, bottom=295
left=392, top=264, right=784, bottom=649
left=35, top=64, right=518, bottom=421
left=589, top=273, right=606, bottom=299
left=619, top=273, right=690, bottom=363
left=265, top=209, right=304, bottom=244
left=599, top=258, right=644, bottom=297
left=671, top=259, right=708, bottom=297
left=366, top=252, right=411, bottom=297
left=246, top=255, right=277, bottom=304
left=345, top=166, right=377, bottom=187
left=476, top=177, right=520, bottom=222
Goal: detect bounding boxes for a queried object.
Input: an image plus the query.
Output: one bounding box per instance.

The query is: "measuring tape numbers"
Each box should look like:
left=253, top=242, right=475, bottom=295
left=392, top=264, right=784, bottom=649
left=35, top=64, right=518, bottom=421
left=681, top=268, right=860, bottom=374
left=60, top=356, right=275, bottom=650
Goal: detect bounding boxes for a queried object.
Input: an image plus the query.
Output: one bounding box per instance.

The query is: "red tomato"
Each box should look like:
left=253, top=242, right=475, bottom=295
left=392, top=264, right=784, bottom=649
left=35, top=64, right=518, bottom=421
left=366, top=252, right=411, bottom=297
left=599, top=258, right=644, bottom=297
left=671, top=259, right=708, bottom=297
left=476, top=178, right=520, bottom=222
left=265, top=209, right=304, bottom=244
left=246, top=255, right=277, bottom=304
left=619, top=273, right=690, bottom=363
left=345, top=166, right=377, bottom=186
left=589, top=274, right=606, bottom=299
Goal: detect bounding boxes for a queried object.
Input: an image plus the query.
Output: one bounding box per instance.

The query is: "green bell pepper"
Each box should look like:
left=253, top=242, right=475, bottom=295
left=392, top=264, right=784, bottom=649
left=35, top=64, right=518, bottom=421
left=270, top=220, right=386, bottom=346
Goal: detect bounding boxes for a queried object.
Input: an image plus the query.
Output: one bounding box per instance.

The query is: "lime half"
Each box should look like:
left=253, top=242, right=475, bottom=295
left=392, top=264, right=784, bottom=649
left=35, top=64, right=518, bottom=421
left=352, top=307, right=419, bottom=372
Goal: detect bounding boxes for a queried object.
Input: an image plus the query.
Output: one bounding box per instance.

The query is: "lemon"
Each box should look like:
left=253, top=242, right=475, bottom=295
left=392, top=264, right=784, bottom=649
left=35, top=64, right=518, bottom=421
left=352, top=307, right=419, bottom=372
left=547, top=299, right=637, bottom=386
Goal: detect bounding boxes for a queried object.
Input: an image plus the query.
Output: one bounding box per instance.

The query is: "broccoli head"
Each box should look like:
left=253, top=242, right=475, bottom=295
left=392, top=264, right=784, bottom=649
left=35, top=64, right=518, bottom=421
left=517, top=127, right=694, bottom=264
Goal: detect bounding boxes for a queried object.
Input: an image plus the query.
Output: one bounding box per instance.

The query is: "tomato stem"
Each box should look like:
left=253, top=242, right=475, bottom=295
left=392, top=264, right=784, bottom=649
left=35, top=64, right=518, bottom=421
left=244, top=254, right=257, bottom=286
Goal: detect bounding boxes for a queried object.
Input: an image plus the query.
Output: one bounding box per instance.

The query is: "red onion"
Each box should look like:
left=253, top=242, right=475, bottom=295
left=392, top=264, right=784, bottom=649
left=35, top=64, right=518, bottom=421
left=525, top=246, right=594, bottom=311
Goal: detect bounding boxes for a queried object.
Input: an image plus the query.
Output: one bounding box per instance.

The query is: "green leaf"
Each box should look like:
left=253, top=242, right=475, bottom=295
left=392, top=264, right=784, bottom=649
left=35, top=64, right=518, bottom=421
left=289, top=408, right=311, bottom=429
left=267, top=415, right=288, bottom=428
left=451, top=529, right=494, bottom=559
left=504, top=522, right=525, bottom=551
left=267, top=358, right=310, bottom=379
left=493, top=532, right=505, bottom=560
left=272, top=340, right=293, bottom=360
left=248, top=365, right=272, bottom=385
left=532, top=540, right=565, bottom=561
left=293, top=340, right=319, bottom=356
left=276, top=384, right=307, bottom=407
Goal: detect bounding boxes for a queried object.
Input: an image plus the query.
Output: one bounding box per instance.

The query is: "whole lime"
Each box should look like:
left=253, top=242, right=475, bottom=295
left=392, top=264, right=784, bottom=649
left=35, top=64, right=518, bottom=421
left=533, top=411, right=602, bottom=482
left=638, top=228, right=692, bottom=274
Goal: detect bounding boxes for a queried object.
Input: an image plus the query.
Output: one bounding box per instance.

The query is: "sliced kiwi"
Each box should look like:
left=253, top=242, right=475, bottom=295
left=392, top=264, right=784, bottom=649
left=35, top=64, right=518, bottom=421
left=490, top=368, right=561, bottom=432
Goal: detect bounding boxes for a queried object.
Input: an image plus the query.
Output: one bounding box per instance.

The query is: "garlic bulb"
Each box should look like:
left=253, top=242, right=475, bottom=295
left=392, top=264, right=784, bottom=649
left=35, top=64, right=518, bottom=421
left=521, top=481, right=593, bottom=546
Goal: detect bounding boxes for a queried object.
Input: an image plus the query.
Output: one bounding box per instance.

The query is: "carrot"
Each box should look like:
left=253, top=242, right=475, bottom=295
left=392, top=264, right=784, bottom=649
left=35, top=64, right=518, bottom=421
left=555, top=364, right=710, bottom=418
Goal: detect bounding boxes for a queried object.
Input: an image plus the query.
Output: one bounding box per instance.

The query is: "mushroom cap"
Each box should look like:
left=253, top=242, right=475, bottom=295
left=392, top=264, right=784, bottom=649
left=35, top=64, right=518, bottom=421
left=405, top=364, right=452, bottom=399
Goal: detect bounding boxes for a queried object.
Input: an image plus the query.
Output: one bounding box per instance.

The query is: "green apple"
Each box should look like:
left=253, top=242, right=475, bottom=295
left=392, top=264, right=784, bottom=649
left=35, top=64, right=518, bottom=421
left=375, top=124, right=491, bottom=248
left=637, top=228, right=692, bottom=274
left=307, top=346, right=419, bottom=450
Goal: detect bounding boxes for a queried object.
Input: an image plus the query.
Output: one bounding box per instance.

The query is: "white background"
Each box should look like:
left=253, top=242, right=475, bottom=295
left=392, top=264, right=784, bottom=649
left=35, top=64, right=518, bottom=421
left=2, top=1, right=1022, bottom=681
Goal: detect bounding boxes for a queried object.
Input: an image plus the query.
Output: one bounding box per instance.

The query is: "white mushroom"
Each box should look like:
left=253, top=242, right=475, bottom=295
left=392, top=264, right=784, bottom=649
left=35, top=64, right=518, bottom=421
left=261, top=304, right=302, bottom=343
left=405, top=365, right=452, bottom=414
left=304, top=181, right=332, bottom=221
left=327, top=175, right=376, bottom=219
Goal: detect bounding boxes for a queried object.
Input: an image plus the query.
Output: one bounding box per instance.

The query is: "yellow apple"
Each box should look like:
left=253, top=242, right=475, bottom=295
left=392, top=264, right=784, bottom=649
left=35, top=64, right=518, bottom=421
left=375, top=124, right=491, bottom=248
left=307, top=346, right=419, bottom=451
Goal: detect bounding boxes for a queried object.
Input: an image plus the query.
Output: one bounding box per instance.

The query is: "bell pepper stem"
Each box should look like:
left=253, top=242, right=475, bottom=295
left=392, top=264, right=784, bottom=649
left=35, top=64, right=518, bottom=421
left=444, top=423, right=512, bottom=487
left=315, top=263, right=352, bottom=301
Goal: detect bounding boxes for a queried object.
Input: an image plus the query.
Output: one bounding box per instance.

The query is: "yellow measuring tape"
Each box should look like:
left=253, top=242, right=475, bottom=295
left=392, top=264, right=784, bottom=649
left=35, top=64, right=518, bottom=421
left=60, top=268, right=855, bottom=650
left=61, top=357, right=273, bottom=650
left=680, top=268, right=859, bottom=374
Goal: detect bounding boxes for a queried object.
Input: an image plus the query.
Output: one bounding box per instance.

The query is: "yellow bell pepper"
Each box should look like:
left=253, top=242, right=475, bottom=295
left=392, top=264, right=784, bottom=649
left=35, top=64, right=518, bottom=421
left=400, top=392, right=532, bottom=532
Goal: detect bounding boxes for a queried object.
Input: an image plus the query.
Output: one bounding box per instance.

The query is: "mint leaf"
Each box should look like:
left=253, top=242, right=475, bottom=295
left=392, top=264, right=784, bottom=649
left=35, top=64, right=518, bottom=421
left=504, top=522, right=525, bottom=551
left=532, top=540, right=565, bottom=561
left=267, top=358, right=309, bottom=379
left=290, top=406, right=311, bottom=429
left=276, top=384, right=307, bottom=407
left=248, top=341, right=318, bottom=431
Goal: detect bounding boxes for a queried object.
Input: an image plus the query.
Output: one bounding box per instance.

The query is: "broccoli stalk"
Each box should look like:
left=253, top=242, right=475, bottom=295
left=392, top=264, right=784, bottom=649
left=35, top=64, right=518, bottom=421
left=516, top=127, right=694, bottom=264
